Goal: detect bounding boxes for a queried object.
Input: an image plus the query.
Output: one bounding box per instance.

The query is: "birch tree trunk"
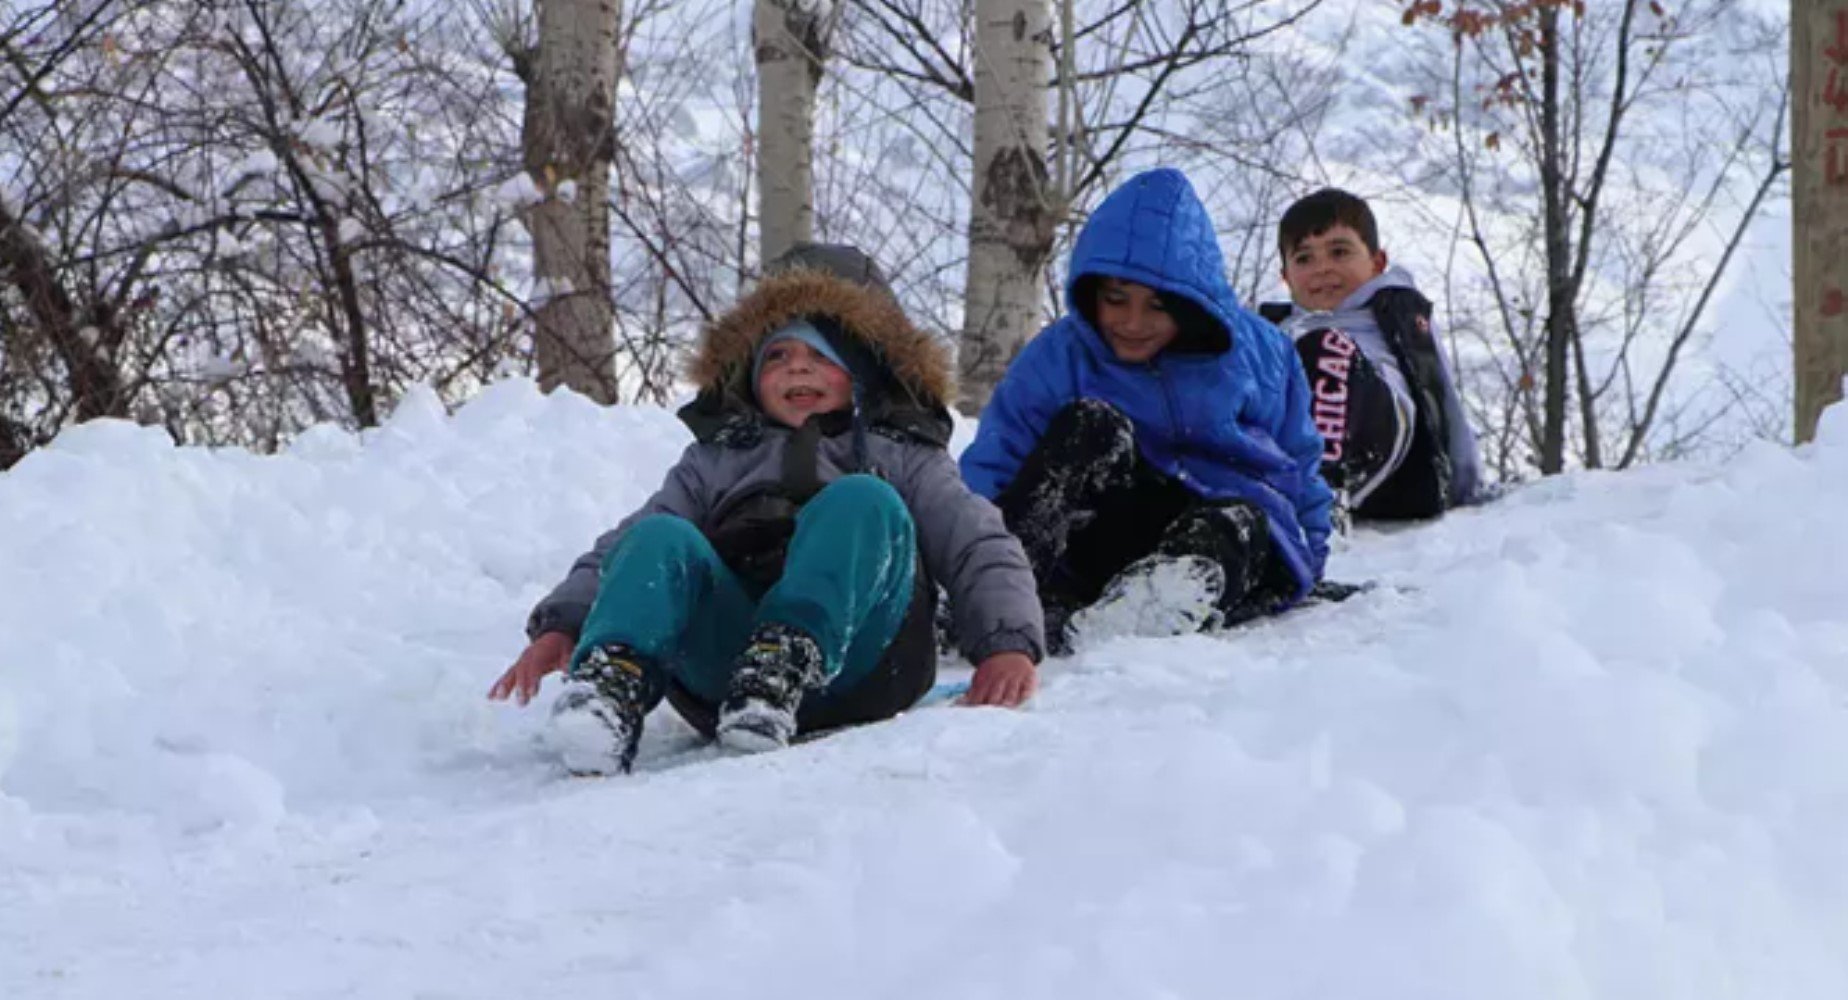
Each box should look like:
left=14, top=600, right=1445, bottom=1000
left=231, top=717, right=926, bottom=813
left=755, top=0, right=830, bottom=264
left=521, top=0, right=622, bottom=404
left=960, top=0, right=1056, bottom=416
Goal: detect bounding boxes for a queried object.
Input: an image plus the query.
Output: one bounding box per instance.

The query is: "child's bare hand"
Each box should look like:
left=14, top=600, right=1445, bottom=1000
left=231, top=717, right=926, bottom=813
left=488, top=632, right=574, bottom=706
left=963, top=651, right=1037, bottom=708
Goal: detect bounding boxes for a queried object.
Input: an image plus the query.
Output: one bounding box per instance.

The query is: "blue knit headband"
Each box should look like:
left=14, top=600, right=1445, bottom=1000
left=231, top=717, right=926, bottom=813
left=751, top=320, right=851, bottom=392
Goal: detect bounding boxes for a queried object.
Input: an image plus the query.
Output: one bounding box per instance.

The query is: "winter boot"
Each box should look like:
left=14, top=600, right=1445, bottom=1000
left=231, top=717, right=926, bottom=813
left=548, top=644, right=650, bottom=775
left=1040, top=591, right=1083, bottom=658
left=1064, top=554, right=1226, bottom=650
left=1152, top=501, right=1289, bottom=626
left=717, top=623, right=827, bottom=753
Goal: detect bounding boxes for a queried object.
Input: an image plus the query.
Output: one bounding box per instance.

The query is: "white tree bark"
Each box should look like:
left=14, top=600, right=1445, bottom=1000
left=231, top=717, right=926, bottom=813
left=960, top=0, right=1056, bottom=416
left=755, top=0, right=830, bottom=264
left=522, top=0, right=622, bottom=404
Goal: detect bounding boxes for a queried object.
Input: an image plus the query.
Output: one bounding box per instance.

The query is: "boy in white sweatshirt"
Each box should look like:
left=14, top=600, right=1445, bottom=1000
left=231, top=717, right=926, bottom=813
left=1260, top=188, right=1483, bottom=522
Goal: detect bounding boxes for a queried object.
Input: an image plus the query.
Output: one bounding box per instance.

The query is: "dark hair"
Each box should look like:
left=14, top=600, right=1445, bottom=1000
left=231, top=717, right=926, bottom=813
left=1278, top=188, right=1379, bottom=260
left=1073, top=275, right=1228, bottom=354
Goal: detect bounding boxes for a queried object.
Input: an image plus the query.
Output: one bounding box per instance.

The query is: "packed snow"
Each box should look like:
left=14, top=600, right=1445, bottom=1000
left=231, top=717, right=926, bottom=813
left=3, top=380, right=1846, bottom=999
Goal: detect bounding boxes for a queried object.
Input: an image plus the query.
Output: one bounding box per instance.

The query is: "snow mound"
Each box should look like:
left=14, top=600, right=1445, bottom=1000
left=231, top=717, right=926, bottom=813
left=2, top=384, right=1845, bottom=999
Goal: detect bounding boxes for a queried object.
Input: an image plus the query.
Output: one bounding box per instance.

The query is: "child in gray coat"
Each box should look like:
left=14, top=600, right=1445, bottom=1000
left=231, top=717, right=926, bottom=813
left=488, top=244, right=1044, bottom=774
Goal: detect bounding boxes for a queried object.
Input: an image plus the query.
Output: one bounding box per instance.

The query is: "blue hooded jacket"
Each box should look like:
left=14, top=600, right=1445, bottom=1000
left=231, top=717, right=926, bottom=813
left=960, top=168, right=1335, bottom=598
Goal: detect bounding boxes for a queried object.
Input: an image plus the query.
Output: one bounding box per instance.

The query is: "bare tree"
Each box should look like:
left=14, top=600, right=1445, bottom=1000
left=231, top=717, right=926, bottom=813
left=1, top=0, right=538, bottom=464
left=604, top=0, right=756, bottom=399
left=18, top=0, right=1780, bottom=488
left=1401, top=0, right=1788, bottom=474
left=0, top=0, right=141, bottom=464
left=1048, top=0, right=1329, bottom=298
left=514, top=0, right=623, bottom=404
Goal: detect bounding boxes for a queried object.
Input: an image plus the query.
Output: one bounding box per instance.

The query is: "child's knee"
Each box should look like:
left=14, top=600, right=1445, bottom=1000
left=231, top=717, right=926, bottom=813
left=602, top=514, right=708, bottom=572
left=1052, top=398, right=1132, bottom=438
left=1035, top=399, right=1136, bottom=465
left=804, top=476, right=916, bottom=552
left=811, top=473, right=905, bottom=517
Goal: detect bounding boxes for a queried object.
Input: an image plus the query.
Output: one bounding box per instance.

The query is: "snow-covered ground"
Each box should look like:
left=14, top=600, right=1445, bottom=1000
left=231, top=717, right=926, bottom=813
left=3, top=380, right=1846, bottom=999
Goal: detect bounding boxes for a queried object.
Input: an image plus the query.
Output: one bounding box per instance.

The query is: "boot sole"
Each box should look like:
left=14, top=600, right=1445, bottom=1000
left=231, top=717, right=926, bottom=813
left=1067, top=554, right=1225, bottom=649
left=549, top=707, right=632, bottom=775
left=716, top=724, right=788, bottom=754
left=715, top=700, right=794, bottom=754
left=548, top=685, right=640, bottom=775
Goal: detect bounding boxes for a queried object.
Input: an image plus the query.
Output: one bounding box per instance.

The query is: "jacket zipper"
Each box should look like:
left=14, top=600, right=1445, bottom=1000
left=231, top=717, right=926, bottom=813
left=1153, top=360, right=1183, bottom=446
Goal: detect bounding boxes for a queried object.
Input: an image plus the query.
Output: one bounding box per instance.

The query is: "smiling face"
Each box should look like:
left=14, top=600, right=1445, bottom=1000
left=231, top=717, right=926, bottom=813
left=1094, top=278, right=1180, bottom=364
left=1281, top=224, right=1389, bottom=312
left=755, top=338, right=853, bottom=428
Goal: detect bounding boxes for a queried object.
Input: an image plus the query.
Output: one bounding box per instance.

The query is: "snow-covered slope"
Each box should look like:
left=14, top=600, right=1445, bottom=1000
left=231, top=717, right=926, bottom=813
left=3, top=381, right=1845, bottom=999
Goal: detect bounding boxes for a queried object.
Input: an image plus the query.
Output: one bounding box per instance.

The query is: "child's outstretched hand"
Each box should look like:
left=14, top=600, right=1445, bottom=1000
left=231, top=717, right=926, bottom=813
left=488, top=632, right=574, bottom=706
left=964, top=651, right=1037, bottom=708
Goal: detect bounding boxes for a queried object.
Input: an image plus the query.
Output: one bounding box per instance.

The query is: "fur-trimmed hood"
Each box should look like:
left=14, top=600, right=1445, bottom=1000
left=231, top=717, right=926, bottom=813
left=677, top=264, right=956, bottom=447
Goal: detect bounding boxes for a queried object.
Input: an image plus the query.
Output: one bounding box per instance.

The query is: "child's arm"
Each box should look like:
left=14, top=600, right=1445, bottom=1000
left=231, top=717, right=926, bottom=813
left=1272, top=339, right=1336, bottom=581
left=958, top=335, right=1065, bottom=499
left=895, top=447, right=1045, bottom=703
left=1422, top=312, right=1486, bottom=504
left=487, top=631, right=573, bottom=705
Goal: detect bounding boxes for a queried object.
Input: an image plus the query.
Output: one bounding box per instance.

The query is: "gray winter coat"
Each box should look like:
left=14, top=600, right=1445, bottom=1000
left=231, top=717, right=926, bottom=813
left=527, top=257, right=1045, bottom=666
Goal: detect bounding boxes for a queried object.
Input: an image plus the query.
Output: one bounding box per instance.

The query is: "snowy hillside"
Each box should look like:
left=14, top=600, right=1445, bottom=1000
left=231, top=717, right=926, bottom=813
left=3, top=380, right=1846, bottom=999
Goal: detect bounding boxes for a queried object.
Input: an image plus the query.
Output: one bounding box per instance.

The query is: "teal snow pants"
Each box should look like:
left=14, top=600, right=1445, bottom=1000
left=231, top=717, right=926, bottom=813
left=569, top=474, right=923, bottom=718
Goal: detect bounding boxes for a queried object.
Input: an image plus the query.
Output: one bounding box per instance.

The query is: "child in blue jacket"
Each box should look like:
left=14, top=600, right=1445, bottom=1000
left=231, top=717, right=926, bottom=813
left=960, top=168, right=1335, bottom=653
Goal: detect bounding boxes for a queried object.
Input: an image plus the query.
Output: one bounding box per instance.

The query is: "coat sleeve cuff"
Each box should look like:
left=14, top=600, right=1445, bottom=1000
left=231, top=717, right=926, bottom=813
left=962, top=625, right=1044, bottom=666
left=525, top=602, right=589, bottom=643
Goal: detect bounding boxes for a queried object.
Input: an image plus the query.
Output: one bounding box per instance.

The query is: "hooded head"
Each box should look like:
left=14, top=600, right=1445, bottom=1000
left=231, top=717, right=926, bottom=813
left=680, top=242, right=954, bottom=446
left=1065, top=168, right=1240, bottom=358
left=764, top=242, right=898, bottom=294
